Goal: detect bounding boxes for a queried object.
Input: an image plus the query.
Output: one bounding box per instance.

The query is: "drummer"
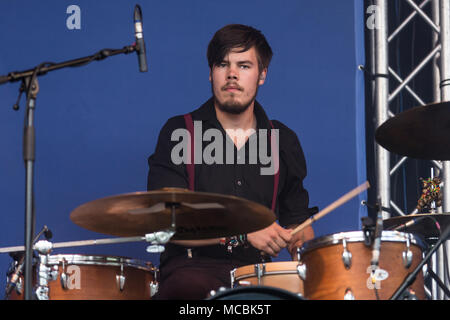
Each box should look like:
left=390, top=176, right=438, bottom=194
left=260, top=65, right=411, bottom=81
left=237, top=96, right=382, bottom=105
left=147, top=24, right=317, bottom=300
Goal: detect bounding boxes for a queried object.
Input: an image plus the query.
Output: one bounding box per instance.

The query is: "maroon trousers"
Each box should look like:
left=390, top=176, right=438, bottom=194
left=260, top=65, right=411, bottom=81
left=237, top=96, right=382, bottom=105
left=153, top=255, right=238, bottom=300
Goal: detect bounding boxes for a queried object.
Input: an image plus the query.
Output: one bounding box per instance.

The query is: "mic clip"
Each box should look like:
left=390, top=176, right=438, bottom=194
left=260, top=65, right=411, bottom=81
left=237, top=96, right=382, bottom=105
left=361, top=216, right=376, bottom=247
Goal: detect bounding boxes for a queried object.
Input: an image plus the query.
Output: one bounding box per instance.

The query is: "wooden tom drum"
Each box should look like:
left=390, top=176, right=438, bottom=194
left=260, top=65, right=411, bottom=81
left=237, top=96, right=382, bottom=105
left=8, top=254, right=158, bottom=300
left=299, top=231, right=426, bottom=300
left=231, top=261, right=304, bottom=297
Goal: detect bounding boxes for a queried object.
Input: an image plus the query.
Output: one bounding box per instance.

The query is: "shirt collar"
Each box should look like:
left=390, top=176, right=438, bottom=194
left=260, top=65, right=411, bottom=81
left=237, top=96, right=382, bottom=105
left=191, top=97, right=273, bottom=130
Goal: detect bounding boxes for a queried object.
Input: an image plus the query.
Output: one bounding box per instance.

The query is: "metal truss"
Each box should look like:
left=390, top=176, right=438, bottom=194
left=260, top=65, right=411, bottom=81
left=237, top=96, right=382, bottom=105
left=369, top=0, right=450, bottom=300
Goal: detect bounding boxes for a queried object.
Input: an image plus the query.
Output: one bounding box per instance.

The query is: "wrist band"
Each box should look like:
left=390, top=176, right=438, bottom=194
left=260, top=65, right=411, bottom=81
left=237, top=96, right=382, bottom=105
left=221, top=234, right=248, bottom=252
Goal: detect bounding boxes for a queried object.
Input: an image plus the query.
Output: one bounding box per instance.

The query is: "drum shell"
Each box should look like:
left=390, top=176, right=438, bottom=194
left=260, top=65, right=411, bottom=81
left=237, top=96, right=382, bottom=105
left=8, top=254, right=157, bottom=300
left=231, top=261, right=304, bottom=295
left=300, top=231, right=426, bottom=300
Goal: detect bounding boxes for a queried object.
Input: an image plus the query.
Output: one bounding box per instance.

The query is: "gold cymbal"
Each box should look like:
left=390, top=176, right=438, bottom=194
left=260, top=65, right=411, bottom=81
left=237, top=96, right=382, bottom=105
left=70, top=188, right=276, bottom=240
left=375, top=102, right=450, bottom=160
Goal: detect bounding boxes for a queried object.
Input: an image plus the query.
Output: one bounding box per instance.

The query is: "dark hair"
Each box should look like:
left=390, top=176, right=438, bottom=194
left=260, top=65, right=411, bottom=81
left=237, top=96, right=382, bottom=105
left=207, top=24, right=273, bottom=72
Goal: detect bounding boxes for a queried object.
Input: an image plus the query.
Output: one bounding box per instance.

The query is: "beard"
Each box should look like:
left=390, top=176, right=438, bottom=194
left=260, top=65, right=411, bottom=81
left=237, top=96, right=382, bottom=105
left=212, top=81, right=259, bottom=115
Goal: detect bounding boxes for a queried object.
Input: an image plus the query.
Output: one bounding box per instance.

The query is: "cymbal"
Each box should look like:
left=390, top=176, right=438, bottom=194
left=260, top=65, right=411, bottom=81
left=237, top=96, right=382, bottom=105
left=383, top=213, right=450, bottom=239
left=375, top=102, right=450, bottom=160
left=70, top=188, right=276, bottom=240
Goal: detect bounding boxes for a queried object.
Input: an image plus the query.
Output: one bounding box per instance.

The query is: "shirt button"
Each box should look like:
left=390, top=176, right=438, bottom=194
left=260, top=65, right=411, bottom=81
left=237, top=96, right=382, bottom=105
left=237, top=180, right=242, bottom=186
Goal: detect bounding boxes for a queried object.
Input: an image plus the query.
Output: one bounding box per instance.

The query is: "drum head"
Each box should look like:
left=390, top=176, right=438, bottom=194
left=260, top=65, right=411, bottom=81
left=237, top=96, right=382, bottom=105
left=207, top=286, right=304, bottom=300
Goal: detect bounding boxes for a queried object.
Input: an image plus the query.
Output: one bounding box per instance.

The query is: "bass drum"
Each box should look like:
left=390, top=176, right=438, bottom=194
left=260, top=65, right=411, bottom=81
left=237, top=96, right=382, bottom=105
left=8, top=254, right=158, bottom=300
left=299, top=231, right=426, bottom=300
left=208, top=285, right=304, bottom=300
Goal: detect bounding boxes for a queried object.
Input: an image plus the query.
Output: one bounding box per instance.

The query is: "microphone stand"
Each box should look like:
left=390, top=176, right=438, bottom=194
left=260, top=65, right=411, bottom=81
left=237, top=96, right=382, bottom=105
left=1, top=43, right=140, bottom=300
left=4, top=225, right=52, bottom=299
left=0, top=45, right=138, bottom=85
left=23, top=74, right=38, bottom=301
left=390, top=223, right=450, bottom=300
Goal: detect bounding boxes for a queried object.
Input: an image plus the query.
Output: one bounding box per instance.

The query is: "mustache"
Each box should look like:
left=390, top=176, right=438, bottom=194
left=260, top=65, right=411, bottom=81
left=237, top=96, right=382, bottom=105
left=222, top=83, right=243, bottom=91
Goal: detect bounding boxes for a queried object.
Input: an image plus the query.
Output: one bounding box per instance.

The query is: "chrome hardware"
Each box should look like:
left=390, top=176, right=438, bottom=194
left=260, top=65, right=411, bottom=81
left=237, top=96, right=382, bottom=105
left=230, top=268, right=236, bottom=288
left=35, top=242, right=54, bottom=300
left=33, top=240, right=53, bottom=254
left=254, top=264, right=266, bottom=285
left=116, top=264, right=126, bottom=291
left=50, top=265, right=59, bottom=281
left=35, top=285, right=50, bottom=300
left=15, top=277, right=23, bottom=295
left=296, top=263, right=307, bottom=281
left=341, top=238, right=352, bottom=269
left=145, top=229, right=176, bottom=253
left=344, top=288, right=355, bottom=300
left=60, top=258, right=68, bottom=289
left=150, top=281, right=158, bottom=297
left=36, top=254, right=52, bottom=300
left=146, top=245, right=165, bottom=253
left=402, top=235, right=413, bottom=269
left=296, top=247, right=302, bottom=262
left=209, top=287, right=226, bottom=298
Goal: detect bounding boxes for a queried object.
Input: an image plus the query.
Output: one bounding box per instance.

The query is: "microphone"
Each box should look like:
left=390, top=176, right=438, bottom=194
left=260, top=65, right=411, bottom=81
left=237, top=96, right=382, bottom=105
left=391, top=216, right=428, bottom=231
left=5, top=255, right=25, bottom=298
left=134, top=4, right=148, bottom=72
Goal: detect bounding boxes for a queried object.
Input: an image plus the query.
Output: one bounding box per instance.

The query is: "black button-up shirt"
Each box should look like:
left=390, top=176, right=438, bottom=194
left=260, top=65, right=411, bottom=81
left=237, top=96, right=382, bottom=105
left=147, top=97, right=315, bottom=265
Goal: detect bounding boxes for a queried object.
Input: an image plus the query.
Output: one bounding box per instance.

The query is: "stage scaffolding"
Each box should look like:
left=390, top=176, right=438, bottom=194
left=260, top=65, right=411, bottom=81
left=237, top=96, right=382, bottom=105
left=367, top=0, right=450, bottom=299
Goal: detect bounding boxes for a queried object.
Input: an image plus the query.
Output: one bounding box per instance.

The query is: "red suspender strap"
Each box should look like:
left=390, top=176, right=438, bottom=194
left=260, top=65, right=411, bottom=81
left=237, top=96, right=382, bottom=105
left=183, top=113, right=195, bottom=191
left=269, top=120, right=280, bottom=212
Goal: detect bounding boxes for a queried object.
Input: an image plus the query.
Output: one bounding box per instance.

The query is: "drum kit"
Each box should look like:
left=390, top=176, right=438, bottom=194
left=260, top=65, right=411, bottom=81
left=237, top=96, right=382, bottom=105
left=1, top=179, right=449, bottom=300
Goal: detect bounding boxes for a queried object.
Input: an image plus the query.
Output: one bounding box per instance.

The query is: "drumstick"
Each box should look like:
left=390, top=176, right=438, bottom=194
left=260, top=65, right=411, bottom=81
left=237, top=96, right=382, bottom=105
left=290, top=181, right=370, bottom=236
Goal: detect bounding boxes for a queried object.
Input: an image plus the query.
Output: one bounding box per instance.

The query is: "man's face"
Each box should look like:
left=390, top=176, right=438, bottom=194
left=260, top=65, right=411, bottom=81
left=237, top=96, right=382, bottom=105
left=210, top=46, right=267, bottom=114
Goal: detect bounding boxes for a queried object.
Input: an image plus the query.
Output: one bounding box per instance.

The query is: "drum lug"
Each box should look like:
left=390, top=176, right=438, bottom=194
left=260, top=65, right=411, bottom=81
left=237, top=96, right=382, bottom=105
left=254, top=264, right=266, bottom=285
left=296, top=263, right=307, bottom=281
left=149, top=281, right=158, bottom=297
left=35, top=285, right=50, bottom=300
left=402, top=236, right=413, bottom=269
left=342, top=238, right=352, bottom=269
left=230, top=268, right=236, bottom=288
left=50, top=266, right=59, bottom=282
left=60, top=258, right=68, bottom=289
left=344, top=288, right=355, bottom=300
left=116, top=264, right=126, bottom=291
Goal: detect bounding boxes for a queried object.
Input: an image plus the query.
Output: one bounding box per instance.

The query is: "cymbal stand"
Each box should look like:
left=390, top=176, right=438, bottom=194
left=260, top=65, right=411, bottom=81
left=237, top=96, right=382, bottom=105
left=391, top=223, right=450, bottom=300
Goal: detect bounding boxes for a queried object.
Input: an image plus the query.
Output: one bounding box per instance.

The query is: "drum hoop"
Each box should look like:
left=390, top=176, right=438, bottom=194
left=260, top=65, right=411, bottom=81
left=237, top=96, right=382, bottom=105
left=299, top=230, right=426, bottom=254
left=233, top=270, right=300, bottom=281
left=46, top=254, right=155, bottom=272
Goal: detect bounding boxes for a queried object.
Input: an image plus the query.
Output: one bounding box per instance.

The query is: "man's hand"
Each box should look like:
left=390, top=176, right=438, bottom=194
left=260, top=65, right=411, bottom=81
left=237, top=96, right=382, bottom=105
left=247, top=222, right=292, bottom=257
left=287, top=225, right=314, bottom=259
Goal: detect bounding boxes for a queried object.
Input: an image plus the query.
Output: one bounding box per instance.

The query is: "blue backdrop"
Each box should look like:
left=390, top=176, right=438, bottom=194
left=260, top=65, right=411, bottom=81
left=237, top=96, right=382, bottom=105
left=0, top=0, right=367, bottom=296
